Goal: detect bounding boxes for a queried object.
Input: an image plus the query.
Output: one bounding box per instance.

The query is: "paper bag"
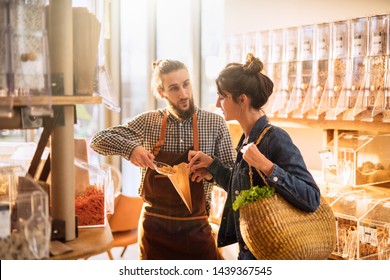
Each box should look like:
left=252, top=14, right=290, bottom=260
left=167, top=163, right=192, bottom=213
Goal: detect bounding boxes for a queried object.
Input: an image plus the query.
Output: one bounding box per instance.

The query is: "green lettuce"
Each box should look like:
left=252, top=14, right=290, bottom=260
left=232, top=185, right=275, bottom=211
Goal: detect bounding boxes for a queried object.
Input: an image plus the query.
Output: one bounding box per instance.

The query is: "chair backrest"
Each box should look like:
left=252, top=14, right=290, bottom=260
left=108, top=194, right=143, bottom=233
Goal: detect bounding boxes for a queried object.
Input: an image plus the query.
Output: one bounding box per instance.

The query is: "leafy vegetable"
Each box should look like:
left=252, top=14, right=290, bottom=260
left=232, top=185, right=275, bottom=211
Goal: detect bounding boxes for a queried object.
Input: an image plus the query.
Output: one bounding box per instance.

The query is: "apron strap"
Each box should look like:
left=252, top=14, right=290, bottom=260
left=152, top=110, right=199, bottom=155
left=152, top=112, right=168, bottom=156
left=192, top=113, right=199, bottom=151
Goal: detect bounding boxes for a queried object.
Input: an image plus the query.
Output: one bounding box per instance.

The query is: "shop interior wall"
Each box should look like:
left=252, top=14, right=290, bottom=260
left=224, top=0, right=390, bottom=172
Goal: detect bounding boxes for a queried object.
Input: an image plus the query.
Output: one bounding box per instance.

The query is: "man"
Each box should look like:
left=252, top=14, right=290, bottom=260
left=90, top=59, right=235, bottom=259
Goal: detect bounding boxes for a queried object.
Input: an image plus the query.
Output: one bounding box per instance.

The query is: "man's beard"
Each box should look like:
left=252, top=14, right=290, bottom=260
left=167, top=98, right=195, bottom=120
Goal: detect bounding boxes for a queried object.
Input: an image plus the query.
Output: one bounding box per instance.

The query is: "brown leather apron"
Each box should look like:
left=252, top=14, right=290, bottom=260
left=138, top=111, right=221, bottom=260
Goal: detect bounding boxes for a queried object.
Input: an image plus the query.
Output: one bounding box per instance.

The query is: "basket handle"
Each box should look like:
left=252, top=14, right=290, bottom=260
left=249, top=126, right=272, bottom=188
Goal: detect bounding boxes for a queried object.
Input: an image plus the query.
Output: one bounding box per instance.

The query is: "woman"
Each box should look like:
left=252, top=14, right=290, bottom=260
left=188, top=53, right=321, bottom=260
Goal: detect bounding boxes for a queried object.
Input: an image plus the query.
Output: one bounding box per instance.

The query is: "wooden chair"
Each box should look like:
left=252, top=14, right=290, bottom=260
left=106, top=194, right=143, bottom=259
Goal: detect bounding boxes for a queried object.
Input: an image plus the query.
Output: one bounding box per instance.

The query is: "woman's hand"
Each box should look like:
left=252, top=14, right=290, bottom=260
left=240, top=143, right=274, bottom=177
left=188, top=150, right=214, bottom=182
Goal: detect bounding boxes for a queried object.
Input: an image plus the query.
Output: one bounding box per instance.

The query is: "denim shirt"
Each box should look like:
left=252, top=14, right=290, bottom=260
left=207, top=115, right=320, bottom=259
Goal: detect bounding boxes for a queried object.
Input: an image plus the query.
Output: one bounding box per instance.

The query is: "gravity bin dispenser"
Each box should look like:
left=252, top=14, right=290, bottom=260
left=325, top=190, right=390, bottom=260
left=321, top=133, right=390, bottom=188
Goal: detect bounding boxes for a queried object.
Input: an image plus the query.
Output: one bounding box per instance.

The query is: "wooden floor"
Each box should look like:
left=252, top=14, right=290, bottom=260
left=87, top=243, right=238, bottom=260
left=87, top=244, right=139, bottom=260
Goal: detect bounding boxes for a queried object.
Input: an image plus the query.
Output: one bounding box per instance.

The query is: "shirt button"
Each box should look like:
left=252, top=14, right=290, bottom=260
left=180, top=139, right=184, bottom=143
left=244, top=245, right=248, bottom=250
left=235, top=190, right=240, bottom=195
left=273, top=176, right=278, bottom=182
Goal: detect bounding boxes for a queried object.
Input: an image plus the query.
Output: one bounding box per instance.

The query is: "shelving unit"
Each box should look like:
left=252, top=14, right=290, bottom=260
left=0, top=0, right=112, bottom=259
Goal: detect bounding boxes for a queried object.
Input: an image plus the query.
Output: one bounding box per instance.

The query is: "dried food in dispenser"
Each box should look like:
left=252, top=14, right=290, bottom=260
left=75, top=184, right=105, bottom=227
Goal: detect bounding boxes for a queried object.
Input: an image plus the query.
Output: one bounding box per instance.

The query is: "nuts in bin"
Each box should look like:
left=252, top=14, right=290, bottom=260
left=20, top=52, right=38, bottom=62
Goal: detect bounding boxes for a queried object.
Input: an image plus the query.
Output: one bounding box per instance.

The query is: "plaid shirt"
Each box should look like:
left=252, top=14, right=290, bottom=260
left=90, top=107, right=236, bottom=212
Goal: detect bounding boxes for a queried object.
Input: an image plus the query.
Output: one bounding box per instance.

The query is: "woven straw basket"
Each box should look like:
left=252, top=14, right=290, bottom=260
left=239, top=194, right=337, bottom=260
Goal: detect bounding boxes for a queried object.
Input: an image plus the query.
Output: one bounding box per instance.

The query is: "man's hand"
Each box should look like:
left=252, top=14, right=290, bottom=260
left=130, top=146, right=155, bottom=169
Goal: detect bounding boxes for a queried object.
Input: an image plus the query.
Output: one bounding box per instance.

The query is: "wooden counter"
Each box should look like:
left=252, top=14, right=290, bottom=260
left=49, top=226, right=113, bottom=260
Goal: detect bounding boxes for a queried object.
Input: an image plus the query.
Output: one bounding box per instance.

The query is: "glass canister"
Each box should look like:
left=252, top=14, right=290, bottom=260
left=306, top=22, right=332, bottom=119
left=5, top=0, right=52, bottom=117
left=323, top=20, right=350, bottom=120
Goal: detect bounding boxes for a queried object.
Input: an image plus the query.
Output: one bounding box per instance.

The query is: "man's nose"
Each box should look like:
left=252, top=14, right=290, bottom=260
left=178, top=87, right=188, bottom=98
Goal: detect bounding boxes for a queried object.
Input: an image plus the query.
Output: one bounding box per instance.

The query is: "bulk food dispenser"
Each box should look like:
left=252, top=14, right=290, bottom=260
left=358, top=198, right=390, bottom=259
left=339, top=17, right=370, bottom=121
left=243, top=32, right=257, bottom=58
left=289, top=24, right=315, bottom=118
left=265, top=28, right=286, bottom=117
left=275, top=27, right=299, bottom=118
left=305, top=22, right=332, bottom=119
left=361, top=14, right=390, bottom=122
left=258, top=30, right=273, bottom=113
left=383, top=62, right=390, bottom=122
left=0, top=163, right=51, bottom=260
left=322, top=132, right=390, bottom=188
left=224, top=34, right=244, bottom=64
left=74, top=158, right=114, bottom=228
left=257, top=30, right=271, bottom=66
left=324, top=20, right=350, bottom=120
left=1, top=0, right=52, bottom=118
left=322, top=188, right=390, bottom=260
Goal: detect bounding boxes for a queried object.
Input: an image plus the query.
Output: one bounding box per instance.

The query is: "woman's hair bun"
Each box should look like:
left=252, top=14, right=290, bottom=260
left=152, top=60, right=162, bottom=69
left=243, top=53, right=263, bottom=74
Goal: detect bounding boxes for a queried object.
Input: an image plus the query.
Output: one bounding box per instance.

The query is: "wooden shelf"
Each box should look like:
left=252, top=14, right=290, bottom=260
left=0, top=95, right=102, bottom=106
left=269, top=114, right=390, bottom=133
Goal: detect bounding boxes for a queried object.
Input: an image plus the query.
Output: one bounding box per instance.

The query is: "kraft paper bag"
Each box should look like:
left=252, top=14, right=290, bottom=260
left=167, top=163, right=192, bottom=214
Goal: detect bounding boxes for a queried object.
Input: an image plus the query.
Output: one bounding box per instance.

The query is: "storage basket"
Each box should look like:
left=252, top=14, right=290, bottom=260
left=240, top=194, right=337, bottom=259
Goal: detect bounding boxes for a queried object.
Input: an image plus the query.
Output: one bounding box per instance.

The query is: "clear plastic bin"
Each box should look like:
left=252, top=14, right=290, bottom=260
left=358, top=198, right=390, bottom=259
left=74, top=159, right=114, bottom=228
left=323, top=133, right=390, bottom=187
left=0, top=164, right=50, bottom=260
left=330, top=191, right=378, bottom=259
